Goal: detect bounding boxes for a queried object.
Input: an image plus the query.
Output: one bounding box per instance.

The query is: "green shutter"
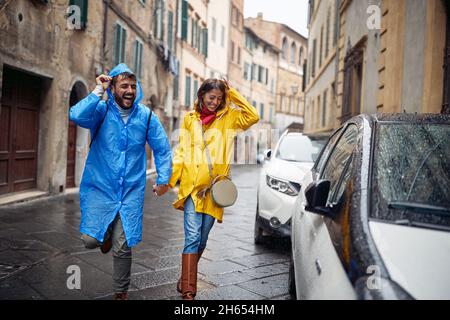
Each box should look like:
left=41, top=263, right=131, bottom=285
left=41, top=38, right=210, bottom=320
left=153, top=1, right=158, bottom=37
left=161, top=2, right=165, bottom=41
left=202, top=28, right=208, bottom=57
left=114, top=24, right=120, bottom=65
left=185, top=76, right=191, bottom=106
left=69, top=0, right=88, bottom=29
left=134, top=41, right=143, bottom=78
left=139, top=43, right=143, bottom=78
left=121, top=28, right=127, bottom=63
left=191, top=18, right=195, bottom=47
left=168, top=11, right=174, bottom=51
left=173, top=75, right=179, bottom=101
left=193, top=80, right=198, bottom=101
left=181, top=0, right=188, bottom=41
left=133, top=41, right=138, bottom=74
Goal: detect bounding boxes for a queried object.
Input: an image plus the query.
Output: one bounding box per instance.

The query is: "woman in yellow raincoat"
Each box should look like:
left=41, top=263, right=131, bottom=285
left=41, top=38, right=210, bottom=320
left=169, top=79, right=259, bottom=299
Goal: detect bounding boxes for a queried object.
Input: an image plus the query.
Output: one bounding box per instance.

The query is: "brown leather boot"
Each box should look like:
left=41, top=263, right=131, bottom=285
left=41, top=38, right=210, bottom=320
left=113, top=292, right=128, bottom=300
left=181, top=253, right=199, bottom=300
left=177, top=251, right=203, bottom=293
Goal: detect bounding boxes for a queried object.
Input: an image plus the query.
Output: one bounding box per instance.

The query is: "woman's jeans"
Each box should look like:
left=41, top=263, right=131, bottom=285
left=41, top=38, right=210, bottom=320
left=183, top=196, right=215, bottom=254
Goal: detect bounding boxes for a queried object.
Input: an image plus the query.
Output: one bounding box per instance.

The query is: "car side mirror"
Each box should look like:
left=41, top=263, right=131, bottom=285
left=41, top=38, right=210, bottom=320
left=256, top=153, right=265, bottom=164
left=304, top=180, right=332, bottom=216
left=264, top=149, right=272, bottom=160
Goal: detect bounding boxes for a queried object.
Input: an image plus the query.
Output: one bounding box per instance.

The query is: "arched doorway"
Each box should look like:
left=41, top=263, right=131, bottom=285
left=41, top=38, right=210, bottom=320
left=67, top=81, right=87, bottom=188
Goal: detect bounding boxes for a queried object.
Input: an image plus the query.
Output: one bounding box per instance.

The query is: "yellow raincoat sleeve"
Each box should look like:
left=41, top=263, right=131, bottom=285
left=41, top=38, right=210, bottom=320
left=228, top=87, right=260, bottom=130
left=169, top=113, right=188, bottom=188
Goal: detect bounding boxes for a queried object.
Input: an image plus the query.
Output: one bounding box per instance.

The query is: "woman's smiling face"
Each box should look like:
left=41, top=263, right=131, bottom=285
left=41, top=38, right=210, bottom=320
left=202, top=89, right=224, bottom=112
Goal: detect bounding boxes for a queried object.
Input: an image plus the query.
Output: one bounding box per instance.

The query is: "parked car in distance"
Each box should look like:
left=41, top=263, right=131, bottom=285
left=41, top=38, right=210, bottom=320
left=290, top=113, right=450, bottom=300
left=255, top=130, right=328, bottom=244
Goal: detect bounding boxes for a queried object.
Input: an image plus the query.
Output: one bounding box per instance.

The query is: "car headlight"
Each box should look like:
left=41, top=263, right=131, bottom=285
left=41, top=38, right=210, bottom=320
left=266, top=175, right=300, bottom=196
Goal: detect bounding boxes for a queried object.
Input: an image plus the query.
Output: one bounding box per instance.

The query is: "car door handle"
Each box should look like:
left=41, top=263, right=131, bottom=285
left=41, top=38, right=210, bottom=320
left=315, top=259, right=322, bottom=276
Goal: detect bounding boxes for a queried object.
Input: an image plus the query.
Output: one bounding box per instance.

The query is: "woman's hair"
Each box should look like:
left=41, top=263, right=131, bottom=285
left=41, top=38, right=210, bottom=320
left=195, top=79, right=229, bottom=112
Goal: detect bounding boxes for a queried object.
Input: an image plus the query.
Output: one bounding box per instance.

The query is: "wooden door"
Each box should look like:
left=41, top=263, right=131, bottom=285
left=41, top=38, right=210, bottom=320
left=0, top=67, right=41, bottom=195
left=66, top=89, right=78, bottom=188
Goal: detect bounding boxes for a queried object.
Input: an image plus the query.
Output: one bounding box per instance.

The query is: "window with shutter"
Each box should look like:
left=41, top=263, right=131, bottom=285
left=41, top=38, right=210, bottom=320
left=181, top=0, right=188, bottom=41
left=193, top=79, right=199, bottom=101
left=185, top=75, right=191, bottom=106
left=69, top=0, right=88, bottom=30
left=134, top=40, right=143, bottom=79
left=203, top=28, right=208, bottom=57
left=114, top=24, right=127, bottom=65
left=168, top=11, right=174, bottom=51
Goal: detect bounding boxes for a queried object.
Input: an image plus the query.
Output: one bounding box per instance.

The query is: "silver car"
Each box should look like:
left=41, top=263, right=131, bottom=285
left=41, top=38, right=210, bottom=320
left=290, top=114, right=450, bottom=300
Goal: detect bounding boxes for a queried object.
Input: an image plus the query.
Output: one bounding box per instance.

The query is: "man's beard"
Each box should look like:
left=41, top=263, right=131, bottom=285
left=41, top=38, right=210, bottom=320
left=115, top=94, right=135, bottom=109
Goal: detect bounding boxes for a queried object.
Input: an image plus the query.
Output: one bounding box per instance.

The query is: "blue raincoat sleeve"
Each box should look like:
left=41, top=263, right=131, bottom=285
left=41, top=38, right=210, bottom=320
left=69, top=93, right=106, bottom=129
left=147, top=111, right=172, bottom=185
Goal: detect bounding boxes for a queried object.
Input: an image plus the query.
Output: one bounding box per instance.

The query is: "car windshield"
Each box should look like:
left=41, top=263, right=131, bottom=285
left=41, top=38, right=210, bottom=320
left=372, top=122, right=450, bottom=224
left=275, top=135, right=327, bottom=163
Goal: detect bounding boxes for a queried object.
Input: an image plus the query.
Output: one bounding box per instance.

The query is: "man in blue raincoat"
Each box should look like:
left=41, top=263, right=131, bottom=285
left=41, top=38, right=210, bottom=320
left=69, top=63, right=172, bottom=300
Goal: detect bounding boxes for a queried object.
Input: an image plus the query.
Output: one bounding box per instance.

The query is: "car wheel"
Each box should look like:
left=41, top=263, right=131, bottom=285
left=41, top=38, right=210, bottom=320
left=288, top=250, right=297, bottom=299
left=254, top=204, right=264, bottom=245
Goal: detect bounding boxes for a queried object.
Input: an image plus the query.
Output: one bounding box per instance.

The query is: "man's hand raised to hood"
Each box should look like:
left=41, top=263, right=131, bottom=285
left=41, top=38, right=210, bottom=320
left=96, top=74, right=112, bottom=91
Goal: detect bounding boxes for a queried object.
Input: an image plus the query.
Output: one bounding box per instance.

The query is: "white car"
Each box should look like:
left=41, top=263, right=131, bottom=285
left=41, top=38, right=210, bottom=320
left=290, top=114, right=450, bottom=300
left=254, top=131, right=328, bottom=244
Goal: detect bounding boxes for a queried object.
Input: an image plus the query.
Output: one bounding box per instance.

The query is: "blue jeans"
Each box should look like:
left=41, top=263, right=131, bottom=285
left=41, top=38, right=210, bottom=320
left=183, top=196, right=215, bottom=254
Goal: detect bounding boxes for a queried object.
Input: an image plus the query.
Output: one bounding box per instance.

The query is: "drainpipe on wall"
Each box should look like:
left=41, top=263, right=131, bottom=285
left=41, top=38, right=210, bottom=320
left=102, top=0, right=110, bottom=73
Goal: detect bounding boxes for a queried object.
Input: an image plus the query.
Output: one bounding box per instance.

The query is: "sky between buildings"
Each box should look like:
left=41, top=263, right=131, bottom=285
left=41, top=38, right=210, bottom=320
left=244, top=0, right=309, bottom=38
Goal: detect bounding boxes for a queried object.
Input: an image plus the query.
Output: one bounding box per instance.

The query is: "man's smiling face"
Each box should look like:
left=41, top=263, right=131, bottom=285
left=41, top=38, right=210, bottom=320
left=111, top=74, right=137, bottom=109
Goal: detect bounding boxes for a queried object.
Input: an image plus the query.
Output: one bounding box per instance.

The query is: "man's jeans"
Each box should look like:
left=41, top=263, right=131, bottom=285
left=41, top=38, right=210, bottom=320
left=81, top=214, right=132, bottom=293
left=183, top=196, right=215, bottom=254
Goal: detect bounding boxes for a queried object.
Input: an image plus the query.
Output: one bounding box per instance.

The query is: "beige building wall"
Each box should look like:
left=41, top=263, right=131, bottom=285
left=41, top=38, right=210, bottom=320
left=0, top=0, right=105, bottom=194
left=206, top=0, right=230, bottom=79
left=250, top=37, right=278, bottom=125
left=0, top=0, right=175, bottom=195
left=333, top=0, right=380, bottom=128
left=228, top=0, right=246, bottom=96
left=304, top=0, right=338, bottom=134
left=176, top=0, right=207, bottom=113
left=245, top=14, right=307, bottom=131
left=306, top=0, right=447, bottom=136
left=237, top=37, right=252, bottom=100
left=377, top=0, right=445, bottom=114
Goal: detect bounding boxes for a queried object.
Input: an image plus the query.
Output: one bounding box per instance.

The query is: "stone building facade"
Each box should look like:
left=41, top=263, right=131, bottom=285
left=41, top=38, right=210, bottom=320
left=245, top=13, right=307, bottom=132
left=305, top=0, right=449, bottom=135
left=0, top=0, right=175, bottom=197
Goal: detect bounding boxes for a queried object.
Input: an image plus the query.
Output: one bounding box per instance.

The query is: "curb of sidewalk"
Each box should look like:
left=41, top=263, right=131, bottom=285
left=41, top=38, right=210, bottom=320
left=0, top=169, right=159, bottom=208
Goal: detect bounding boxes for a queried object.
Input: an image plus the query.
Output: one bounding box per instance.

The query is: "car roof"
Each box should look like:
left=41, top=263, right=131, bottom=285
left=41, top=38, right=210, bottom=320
left=349, top=113, right=450, bottom=125
left=282, top=131, right=330, bottom=138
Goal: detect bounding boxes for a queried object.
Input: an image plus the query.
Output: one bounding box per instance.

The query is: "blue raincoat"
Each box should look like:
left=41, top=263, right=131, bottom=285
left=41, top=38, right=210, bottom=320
left=69, top=64, right=172, bottom=247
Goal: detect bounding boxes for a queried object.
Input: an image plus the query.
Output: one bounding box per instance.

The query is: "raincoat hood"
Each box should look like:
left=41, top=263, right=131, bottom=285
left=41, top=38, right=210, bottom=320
left=106, top=63, right=143, bottom=111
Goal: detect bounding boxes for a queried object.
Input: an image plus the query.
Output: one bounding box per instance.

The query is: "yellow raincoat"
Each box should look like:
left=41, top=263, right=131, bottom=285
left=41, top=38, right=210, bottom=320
left=169, top=87, right=259, bottom=222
